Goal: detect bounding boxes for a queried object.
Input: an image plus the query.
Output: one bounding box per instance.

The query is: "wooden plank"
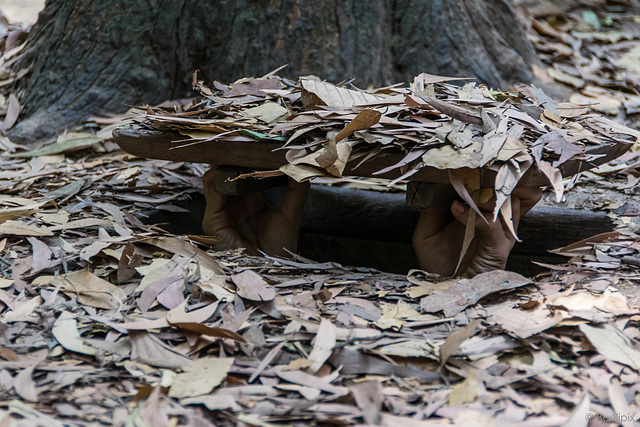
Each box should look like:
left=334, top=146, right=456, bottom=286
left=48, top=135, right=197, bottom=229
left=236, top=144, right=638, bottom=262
left=212, top=166, right=289, bottom=195
left=113, top=124, right=454, bottom=184
left=113, top=124, right=631, bottom=188
left=405, top=182, right=457, bottom=211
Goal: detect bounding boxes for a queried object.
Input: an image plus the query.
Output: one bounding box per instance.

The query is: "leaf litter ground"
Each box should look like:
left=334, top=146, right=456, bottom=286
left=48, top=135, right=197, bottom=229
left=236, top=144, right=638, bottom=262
left=0, top=1, right=640, bottom=426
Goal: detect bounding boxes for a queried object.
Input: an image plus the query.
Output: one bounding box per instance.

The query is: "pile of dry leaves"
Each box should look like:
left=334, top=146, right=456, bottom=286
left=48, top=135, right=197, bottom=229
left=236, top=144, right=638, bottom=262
left=0, top=1, right=639, bottom=427
left=0, top=140, right=639, bottom=426
left=516, top=0, right=640, bottom=124
left=139, top=69, right=638, bottom=219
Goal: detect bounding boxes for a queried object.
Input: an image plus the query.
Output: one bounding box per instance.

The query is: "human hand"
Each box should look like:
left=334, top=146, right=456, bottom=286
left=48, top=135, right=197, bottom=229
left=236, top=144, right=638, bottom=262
left=202, top=168, right=310, bottom=258
left=412, top=187, right=541, bottom=278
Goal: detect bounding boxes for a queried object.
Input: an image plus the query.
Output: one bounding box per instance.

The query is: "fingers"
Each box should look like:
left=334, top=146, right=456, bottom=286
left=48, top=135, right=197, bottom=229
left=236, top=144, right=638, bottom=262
left=277, top=179, right=310, bottom=223
left=412, top=208, right=462, bottom=277
left=202, top=168, right=228, bottom=213
left=512, top=186, right=542, bottom=216
left=450, top=200, right=493, bottom=233
left=450, top=186, right=541, bottom=231
left=413, top=209, right=447, bottom=243
left=202, top=168, right=228, bottom=235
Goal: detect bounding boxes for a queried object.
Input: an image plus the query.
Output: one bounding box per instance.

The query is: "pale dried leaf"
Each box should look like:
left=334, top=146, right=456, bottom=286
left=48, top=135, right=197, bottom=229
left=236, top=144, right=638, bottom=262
left=305, top=319, right=336, bottom=374
left=300, top=77, right=384, bottom=107
left=579, top=324, right=640, bottom=371
left=52, top=311, right=97, bottom=356
left=169, top=357, right=234, bottom=398
left=349, top=381, right=384, bottom=425
left=421, top=271, right=531, bottom=317
left=0, top=220, right=53, bottom=236
left=37, top=269, right=126, bottom=310
left=0, top=93, right=19, bottom=130
left=232, top=270, right=275, bottom=302
left=130, top=331, right=191, bottom=369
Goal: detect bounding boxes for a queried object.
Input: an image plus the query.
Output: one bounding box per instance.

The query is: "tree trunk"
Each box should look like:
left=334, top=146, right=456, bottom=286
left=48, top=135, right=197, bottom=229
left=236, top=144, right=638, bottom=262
left=11, top=0, right=553, bottom=144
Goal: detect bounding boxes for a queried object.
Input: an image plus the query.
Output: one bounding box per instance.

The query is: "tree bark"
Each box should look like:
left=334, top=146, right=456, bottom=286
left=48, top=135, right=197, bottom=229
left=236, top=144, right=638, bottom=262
left=11, top=0, right=552, bottom=144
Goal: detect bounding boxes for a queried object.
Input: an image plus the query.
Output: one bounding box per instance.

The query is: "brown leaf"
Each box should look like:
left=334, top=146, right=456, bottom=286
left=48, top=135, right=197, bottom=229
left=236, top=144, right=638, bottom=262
left=248, top=341, right=286, bottom=383
left=174, top=323, right=245, bottom=342
left=138, top=264, right=185, bottom=312
left=146, top=236, right=224, bottom=275
left=538, top=161, right=564, bottom=202
left=0, top=204, right=42, bottom=225
left=0, top=220, right=53, bottom=236
left=141, top=385, right=170, bottom=427
left=35, top=269, right=126, bottom=310
left=421, top=270, right=531, bottom=317
left=563, top=392, right=590, bottom=427
left=448, top=169, right=486, bottom=224
left=334, top=109, right=382, bottom=143
left=490, top=302, right=565, bottom=339
left=448, top=371, right=479, bottom=406
left=350, top=381, right=384, bottom=425
left=1, top=93, right=20, bottom=130
left=439, top=319, right=483, bottom=367
left=300, top=76, right=384, bottom=107
left=232, top=270, right=275, bottom=302
left=0, top=346, right=20, bottom=362
left=130, top=330, right=191, bottom=369
left=545, top=132, right=584, bottom=167
left=117, top=243, right=143, bottom=282
left=27, top=236, right=53, bottom=273
left=13, top=350, right=46, bottom=403
left=168, top=357, right=234, bottom=398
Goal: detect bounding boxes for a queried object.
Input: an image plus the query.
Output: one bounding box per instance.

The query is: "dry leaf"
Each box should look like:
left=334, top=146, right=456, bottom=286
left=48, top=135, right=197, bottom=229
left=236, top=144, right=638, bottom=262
left=579, top=324, right=640, bottom=371
left=169, top=357, right=234, bottom=398
left=232, top=270, right=275, bottom=302
left=52, top=311, right=97, bottom=356
left=562, top=392, right=590, bottom=427
left=305, top=319, right=336, bottom=374
left=1, top=93, right=19, bottom=130
left=166, top=300, right=219, bottom=324
left=181, top=394, right=240, bottom=411
left=448, top=371, right=479, bottom=406
left=349, top=381, right=384, bottom=425
left=14, top=364, right=38, bottom=402
left=300, top=77, right=384, bottom=107
left=439, top=319, right=483, bottom=366
left=36, top=269, right=126, bottom=310
left=146, top=236, right=224, bottom=275
left=334, top=109, right=382, bottom=143
left=130, top=331, right=191, bottom=369
left=0, top=204, right=41, bottom=225
left=27, top=236, right=53, bottom=272
left=490, top=302, right=565, bottom=339
left=245, top=101, right=289, bottom=124
left=276, top=370, right=348, bottom=396
left=0, top=220, right=53, bottom=236
left=421, top=270, right=531, bottom=316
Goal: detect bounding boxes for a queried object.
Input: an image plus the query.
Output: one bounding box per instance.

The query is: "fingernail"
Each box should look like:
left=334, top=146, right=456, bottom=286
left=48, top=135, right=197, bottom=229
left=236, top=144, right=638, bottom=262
left=453, top=201, right=465, bottom=214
